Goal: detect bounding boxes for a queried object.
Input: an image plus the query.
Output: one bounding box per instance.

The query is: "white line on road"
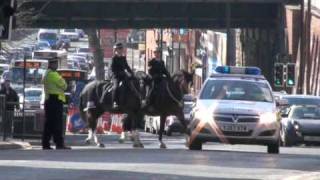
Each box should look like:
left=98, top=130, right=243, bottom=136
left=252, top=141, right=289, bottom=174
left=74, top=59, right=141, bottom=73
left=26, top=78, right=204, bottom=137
left=0, top=160, right=318, bottom=180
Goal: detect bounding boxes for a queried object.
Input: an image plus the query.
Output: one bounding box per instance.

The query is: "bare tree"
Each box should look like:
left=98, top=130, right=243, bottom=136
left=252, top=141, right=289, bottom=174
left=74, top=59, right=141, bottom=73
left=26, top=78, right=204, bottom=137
left=85, top=29, right=105, bottom=81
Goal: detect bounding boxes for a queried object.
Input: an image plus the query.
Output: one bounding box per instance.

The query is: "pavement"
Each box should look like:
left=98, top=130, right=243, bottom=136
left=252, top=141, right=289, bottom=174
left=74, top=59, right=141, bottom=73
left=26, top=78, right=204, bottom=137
left=0, top=140, right=32, bottom=150
left=0, top=133, right=121, bottom=150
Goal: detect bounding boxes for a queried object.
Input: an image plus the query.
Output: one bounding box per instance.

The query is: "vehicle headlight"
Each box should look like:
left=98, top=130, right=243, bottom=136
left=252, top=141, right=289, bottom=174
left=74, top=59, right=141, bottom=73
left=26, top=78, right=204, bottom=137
left=259, top=112, right=277, bottom=124
left=194, top=109, right=212, bottom=123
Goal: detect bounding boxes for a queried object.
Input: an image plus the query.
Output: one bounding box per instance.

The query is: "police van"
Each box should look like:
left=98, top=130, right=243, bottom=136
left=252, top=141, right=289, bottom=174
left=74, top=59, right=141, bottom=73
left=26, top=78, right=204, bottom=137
left=188, top=66, right=280, bottom=154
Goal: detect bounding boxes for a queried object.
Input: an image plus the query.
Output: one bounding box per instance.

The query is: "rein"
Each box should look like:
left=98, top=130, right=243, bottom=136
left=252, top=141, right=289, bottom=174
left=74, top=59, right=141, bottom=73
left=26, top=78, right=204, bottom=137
left=166, top=80, right=183, bottom=107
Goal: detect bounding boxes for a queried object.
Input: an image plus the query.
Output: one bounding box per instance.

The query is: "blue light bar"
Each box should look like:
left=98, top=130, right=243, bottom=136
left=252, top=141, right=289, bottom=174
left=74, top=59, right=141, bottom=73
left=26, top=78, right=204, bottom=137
left=215, top=66, right=261, bottom=75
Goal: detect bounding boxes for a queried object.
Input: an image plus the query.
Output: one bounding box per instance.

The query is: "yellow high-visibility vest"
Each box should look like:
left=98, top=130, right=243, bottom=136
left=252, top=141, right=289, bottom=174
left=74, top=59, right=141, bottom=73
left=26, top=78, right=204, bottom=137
left=42, top=69, right=67, bottom=103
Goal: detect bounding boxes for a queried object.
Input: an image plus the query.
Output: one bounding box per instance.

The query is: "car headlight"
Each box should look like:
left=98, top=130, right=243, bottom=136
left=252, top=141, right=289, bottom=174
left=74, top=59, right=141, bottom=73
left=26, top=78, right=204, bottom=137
left=194, top=109, right=212, bottom=123
left=259, top=112, right=277, bottom=124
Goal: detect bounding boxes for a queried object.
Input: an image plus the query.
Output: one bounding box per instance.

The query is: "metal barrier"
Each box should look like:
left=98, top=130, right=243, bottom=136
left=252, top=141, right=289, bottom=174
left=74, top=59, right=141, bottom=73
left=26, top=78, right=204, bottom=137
left=0, top=95, right=69, bottom=141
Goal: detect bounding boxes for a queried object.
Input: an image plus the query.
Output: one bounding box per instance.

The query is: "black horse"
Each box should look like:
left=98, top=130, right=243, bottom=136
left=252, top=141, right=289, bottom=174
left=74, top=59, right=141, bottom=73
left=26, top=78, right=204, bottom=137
left=79, top=74, right=144, bottom=148
left=144, top=70, right=193, bottom=148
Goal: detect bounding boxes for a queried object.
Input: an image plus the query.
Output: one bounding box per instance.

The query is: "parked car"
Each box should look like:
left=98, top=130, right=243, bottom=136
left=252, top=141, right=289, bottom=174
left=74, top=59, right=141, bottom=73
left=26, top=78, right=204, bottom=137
left=281, top=105, right=320, bottom=146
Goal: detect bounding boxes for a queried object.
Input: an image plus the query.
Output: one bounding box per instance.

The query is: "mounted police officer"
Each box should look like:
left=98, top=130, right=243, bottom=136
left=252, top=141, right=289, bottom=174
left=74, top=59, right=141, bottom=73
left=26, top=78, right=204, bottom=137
left=42, top=57, right=71, bottom=150
left=110, top=42, right=134, bottom=109
left=143, top=47, right=171, bottom=107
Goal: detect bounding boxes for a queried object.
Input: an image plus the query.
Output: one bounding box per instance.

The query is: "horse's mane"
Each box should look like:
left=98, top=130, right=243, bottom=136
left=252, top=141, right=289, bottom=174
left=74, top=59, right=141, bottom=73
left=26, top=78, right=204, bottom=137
left=172, top=70, right=193, bottom=84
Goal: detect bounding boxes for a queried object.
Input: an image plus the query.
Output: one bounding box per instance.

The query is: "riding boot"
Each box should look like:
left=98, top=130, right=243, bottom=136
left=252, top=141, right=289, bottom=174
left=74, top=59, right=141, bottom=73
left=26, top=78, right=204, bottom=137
left=112, top=79, right=119, bottom=109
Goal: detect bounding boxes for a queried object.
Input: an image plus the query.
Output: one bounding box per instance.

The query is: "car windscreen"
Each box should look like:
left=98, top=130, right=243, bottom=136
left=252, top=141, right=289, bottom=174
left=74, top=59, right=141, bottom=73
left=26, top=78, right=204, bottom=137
left=40, top=33, right=57, bottom=40
left=283, top=97, right=320, bottom=105
left=200, top=80, right=273, bottom=102
left=290, top=106, right=320, bottom=119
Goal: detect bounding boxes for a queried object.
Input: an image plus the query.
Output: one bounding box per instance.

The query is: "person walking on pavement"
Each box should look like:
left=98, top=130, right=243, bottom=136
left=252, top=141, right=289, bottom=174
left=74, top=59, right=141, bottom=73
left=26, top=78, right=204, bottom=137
left=0, top=77, right=19, bottom=138
left=110, top=42, right=134, bottom=109
left=42, top=57, right=71, bottom=150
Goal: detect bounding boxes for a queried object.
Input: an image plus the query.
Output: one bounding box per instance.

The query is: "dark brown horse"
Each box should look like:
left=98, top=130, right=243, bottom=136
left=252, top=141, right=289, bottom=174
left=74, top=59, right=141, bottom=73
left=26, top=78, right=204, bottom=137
left=143, top=70, right=193, bottom=148
left=79, top=74, right=145, bottom=148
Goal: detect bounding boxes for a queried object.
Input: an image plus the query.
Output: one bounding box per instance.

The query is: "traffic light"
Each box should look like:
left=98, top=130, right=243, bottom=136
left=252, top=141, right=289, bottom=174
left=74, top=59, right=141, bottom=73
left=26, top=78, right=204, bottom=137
left=274, top=63, right=284, bottom=87
left=0, top=0, right=15, bottom=40
left=286, top=63, right=296, bottom=87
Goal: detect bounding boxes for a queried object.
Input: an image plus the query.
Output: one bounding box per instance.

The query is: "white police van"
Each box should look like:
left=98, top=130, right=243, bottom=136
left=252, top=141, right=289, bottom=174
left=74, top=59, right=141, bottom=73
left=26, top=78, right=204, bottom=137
left=188, top=66, right=280, bottom=154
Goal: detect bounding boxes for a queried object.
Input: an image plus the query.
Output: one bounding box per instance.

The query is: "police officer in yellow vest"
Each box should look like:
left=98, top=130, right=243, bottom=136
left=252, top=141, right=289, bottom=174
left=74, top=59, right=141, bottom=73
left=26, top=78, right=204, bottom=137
left=42, top=57, right=71, bottom=150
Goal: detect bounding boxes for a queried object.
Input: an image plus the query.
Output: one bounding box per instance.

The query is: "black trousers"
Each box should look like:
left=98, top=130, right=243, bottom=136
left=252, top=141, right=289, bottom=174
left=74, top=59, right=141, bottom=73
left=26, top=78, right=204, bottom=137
left=42, top=95, right=64, bottom=148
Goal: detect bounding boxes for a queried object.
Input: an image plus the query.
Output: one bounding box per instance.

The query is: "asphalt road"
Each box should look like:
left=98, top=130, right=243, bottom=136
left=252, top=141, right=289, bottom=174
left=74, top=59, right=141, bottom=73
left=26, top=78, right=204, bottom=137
left=0, top=132, right=320, bottom=180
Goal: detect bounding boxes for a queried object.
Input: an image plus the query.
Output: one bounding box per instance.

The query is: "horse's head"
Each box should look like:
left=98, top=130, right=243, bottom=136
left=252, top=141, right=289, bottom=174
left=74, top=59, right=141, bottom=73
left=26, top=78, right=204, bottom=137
left=172, top=70, right=193, bottom=94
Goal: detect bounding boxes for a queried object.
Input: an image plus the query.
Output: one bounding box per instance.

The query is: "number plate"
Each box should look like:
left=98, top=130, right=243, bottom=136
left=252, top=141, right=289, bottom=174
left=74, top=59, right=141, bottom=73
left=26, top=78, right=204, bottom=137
left=221, top=124, right=248, bottom=132
left=304, top=136, right=320, bottom=142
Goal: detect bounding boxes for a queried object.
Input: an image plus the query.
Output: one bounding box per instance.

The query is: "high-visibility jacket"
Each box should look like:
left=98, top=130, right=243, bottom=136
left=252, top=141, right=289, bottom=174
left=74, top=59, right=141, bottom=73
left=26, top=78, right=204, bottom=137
left=42, top=69, right=67, bottom=103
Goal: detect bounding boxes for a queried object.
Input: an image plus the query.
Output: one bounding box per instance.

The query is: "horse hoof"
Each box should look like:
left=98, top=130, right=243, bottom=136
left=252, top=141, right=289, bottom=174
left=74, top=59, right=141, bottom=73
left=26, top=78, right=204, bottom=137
left=98, top=143, right=105, bottom=148
left=118, top=138, right=125, bottom=144
left=85, top=139, right=91, bottom=145
left=133, top=143, right=144, bottom=148
left=160, top=143, right=167, bottom=149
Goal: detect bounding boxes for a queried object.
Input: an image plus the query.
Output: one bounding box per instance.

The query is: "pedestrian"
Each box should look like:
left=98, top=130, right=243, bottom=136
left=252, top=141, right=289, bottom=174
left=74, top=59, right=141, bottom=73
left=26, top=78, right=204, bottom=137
left=0, top=77, right=19, bottom=138
left=42, top=57, right=71, bottom=150
left=110, top=42, right=134, bottom=109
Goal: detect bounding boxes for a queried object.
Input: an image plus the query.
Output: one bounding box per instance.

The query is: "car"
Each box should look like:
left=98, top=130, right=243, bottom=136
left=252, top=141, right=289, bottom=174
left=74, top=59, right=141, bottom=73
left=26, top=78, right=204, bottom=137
left=68, top=55, right=89, bottom=70
left=19, top=87, right=44, bottom=110
left=58, top=34, right=71, bottom=49
left=22, top=46, right=34, bottom=59
left=278, top=95, right=320, bottom=106
left=60, top=29, right=80, bottom=41
left=188, top=66, right=280, bottom=153
left=144, top=116, right=160, bottom=134
left=281, top=105, right=320, bottom=146
left=0, top=64, right=9, bottom=77
left=37, top=29, right=59, bottom=49
left=35, top=41, right=51, bottom=50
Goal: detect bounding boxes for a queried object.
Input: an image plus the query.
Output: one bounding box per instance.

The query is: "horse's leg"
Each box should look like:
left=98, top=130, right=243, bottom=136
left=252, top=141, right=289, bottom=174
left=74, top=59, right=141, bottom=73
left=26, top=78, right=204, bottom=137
left=119, top=116, right=130, bottom=143
left=176, top=108, right=189, bottom=147
left=159, top=115, right=167, bottom=149
left=84, top=111, right=94, bottom=144
left=131, top=112, right=144, bottom=148
left=176, top=108, right=188, bottom=134
left=80, top=110, right=91, bottom=144
left=88, top=111, right=104, bottom=148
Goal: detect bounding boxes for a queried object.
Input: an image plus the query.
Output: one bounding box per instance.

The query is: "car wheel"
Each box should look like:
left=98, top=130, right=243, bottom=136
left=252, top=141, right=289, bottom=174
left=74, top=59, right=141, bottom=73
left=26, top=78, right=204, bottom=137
left=188, top=139, right=202, bottom=150
left=281, top=127, right=293, bottom=147
left=267, top=142, right=279, bottom=154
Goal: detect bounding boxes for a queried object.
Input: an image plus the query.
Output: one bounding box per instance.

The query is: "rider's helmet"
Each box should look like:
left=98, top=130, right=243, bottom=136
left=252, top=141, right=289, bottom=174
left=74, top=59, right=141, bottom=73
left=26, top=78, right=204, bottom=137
left=113, top=42, right=124, bottom=49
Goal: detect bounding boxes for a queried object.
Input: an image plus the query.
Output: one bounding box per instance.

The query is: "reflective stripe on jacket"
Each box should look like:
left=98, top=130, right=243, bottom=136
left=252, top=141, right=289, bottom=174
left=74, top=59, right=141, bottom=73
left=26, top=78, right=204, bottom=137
left=42, top=69, right=67, bottom=103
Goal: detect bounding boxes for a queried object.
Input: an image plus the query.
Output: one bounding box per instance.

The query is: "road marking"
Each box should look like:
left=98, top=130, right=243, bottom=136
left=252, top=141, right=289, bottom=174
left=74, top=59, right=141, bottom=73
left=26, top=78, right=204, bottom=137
left=0, top=160, right=318, bottom=180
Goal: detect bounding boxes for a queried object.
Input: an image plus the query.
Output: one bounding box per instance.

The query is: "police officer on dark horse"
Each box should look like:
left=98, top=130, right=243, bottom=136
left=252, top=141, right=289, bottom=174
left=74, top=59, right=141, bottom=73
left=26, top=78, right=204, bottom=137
left=143, top=47, right=193, bottom=148
left=79, top=42, right=144, bottom=148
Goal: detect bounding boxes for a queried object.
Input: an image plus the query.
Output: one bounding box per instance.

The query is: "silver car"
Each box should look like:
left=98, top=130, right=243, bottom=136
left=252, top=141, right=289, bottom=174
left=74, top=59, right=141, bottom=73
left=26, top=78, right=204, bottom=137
left=188, top=66, right=280, bottom=154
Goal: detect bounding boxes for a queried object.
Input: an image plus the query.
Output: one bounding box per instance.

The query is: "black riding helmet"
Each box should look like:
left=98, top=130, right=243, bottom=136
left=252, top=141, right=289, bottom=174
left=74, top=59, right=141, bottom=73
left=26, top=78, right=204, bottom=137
left=113, top=42, right=124, bottom=49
